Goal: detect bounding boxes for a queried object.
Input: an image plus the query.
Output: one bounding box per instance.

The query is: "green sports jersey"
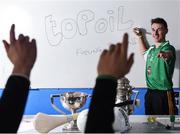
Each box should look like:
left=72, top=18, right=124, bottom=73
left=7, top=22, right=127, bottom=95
left=144, top=41, right=176, bottom=90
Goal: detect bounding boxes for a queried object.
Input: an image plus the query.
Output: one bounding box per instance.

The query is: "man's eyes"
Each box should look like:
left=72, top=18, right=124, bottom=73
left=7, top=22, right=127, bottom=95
left=152, top=28, right=163, bottom=32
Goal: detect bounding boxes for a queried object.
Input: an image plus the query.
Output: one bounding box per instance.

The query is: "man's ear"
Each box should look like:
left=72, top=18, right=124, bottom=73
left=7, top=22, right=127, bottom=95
left=166, top=28, right=168, bottom=34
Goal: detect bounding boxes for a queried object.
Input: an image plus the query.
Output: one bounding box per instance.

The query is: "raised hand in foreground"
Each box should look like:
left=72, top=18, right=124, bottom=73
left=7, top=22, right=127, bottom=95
left=97, top=33, right=134, bottom=79
left=3, top=24, right=37, bottom=78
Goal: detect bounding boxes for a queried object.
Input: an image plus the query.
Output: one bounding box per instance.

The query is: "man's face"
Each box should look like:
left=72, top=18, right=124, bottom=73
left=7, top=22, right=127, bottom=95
left=151, top=23, right=167, bottom=43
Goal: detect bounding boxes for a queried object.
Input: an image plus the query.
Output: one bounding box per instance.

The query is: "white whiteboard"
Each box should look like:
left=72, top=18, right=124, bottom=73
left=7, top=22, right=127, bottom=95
left=0, top=0, right=179, bottom=88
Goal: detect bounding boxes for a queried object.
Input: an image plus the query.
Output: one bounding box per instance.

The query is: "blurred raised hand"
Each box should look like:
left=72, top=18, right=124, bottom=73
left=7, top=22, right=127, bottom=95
left=2, top=24, right=37, bottom=78
left=97, top=33, right=134, bottom=79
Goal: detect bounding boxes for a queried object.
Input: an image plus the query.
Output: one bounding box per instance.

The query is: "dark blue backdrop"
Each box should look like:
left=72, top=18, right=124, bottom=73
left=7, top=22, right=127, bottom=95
left=0, top=88, right=179, bottom=115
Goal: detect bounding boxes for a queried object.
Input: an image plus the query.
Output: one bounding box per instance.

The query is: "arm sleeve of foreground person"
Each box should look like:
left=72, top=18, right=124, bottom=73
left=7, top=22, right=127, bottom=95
left=85, top=77, right=117, bottom=133
left=0, top=76, right=30, bottom=132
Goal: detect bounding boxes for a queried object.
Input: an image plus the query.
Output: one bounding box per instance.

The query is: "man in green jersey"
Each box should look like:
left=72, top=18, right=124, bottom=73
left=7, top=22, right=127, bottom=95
left=133, top=18, right=177, bottom=115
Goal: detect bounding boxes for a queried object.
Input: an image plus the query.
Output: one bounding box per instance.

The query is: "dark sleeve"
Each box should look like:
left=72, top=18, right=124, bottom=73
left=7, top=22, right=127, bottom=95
left=0, top=75, right=30, bottom=133
left=85, top=78, right=117, bottom=133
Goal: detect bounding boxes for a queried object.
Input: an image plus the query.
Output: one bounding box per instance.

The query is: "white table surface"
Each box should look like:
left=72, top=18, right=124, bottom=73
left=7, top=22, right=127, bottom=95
left=18, top=115, right=180, bottom=133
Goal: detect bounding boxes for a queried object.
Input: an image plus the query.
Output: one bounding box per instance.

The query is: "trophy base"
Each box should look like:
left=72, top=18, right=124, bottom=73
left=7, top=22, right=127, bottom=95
left=62, top=122, right=80, bottom=132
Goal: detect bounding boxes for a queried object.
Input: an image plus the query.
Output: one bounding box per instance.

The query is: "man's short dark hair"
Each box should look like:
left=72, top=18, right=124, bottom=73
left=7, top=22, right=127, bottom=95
left=151, top=18, right=168, bottom=29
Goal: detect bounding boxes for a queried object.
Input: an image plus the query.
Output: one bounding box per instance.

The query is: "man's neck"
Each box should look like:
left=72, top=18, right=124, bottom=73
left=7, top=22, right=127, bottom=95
left=155, top=40, right=166, bottom=48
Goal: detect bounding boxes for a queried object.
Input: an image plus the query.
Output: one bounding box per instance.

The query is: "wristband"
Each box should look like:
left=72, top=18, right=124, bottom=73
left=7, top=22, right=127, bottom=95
left=97, top=75, right=117, bottom=82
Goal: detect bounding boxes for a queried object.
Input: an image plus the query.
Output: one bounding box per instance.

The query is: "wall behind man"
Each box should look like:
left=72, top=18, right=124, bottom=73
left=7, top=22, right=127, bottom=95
left=0, top=0, right=179, bottom=89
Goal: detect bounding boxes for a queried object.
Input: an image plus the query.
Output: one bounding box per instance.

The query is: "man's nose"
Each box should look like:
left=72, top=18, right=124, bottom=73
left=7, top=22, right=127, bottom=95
left=155, top=30, right=158, bottom=35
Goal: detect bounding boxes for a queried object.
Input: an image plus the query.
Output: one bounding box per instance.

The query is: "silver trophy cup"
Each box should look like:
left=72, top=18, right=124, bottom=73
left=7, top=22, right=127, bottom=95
left=116, top=77, right=140, bottom=115
left=50, top=92, right=90, bottom=131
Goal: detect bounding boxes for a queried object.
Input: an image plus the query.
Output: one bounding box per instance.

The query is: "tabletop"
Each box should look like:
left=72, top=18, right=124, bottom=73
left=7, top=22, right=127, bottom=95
left=17, top=115, right=180, bottom=133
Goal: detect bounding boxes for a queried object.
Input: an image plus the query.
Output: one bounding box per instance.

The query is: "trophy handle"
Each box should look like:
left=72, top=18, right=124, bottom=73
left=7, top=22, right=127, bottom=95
left=125, top=90, right=139, bottom=114
left=50, top=94, right=66, bottom=115
left=132, top=90, right=140, bottom=108
left=87, top=94, right=92, bottom=98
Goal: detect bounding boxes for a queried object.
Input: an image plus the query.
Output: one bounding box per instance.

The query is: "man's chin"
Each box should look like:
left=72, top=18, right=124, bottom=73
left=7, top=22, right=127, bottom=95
left=153, top=39, right=163, bottom=43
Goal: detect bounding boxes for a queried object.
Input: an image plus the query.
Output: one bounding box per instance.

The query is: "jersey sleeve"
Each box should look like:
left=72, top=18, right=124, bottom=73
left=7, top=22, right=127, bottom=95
left=161, top=44, right=176, bottom=58
left=161, top=44, right=176, bottom=64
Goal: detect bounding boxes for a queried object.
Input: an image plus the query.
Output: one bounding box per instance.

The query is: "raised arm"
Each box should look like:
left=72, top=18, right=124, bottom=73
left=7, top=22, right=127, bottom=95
left=0, top=24, right=37, bottom=133
left=85, top=33, right=134, bottom=133
left=133, top=27, right=148, bottom=55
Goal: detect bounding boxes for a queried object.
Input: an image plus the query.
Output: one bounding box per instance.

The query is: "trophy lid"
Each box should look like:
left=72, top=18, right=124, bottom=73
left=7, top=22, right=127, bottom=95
left=118, top=77, right=130, bottom=85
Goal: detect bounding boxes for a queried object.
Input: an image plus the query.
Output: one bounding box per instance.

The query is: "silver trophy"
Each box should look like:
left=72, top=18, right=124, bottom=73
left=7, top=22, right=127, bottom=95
left=116, top=77, right=140, bottom=115
left=50, top=92, right=90, bottom=131
left=113, top=77, right=140, bottom=132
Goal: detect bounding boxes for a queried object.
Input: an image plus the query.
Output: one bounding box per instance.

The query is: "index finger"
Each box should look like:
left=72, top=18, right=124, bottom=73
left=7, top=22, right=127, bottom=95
left=10, top=24, right=16, bottom=44
left=121, top=33, right=128, bottom=59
